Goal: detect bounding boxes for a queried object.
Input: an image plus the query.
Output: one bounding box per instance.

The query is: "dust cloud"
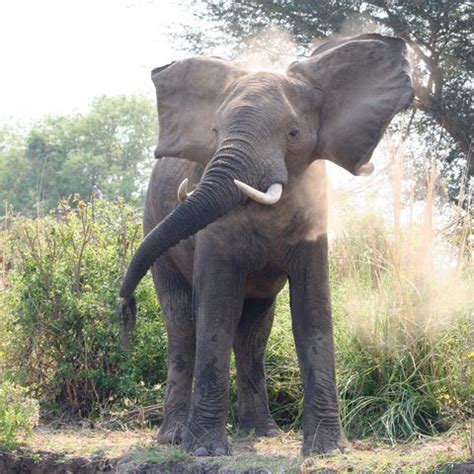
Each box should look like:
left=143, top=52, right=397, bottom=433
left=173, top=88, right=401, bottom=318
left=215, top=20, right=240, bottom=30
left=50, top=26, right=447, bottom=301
left=237, top=26, right=300, bottom=73
left=328, top=131, right=472, bottom=342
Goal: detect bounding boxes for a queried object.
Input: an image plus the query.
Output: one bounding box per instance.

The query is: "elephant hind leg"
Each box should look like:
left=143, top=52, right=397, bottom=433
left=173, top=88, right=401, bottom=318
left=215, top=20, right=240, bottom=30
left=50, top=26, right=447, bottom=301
left=151, top=257, right=195, bottom=445
left=233, top=297, right=279, bottom=437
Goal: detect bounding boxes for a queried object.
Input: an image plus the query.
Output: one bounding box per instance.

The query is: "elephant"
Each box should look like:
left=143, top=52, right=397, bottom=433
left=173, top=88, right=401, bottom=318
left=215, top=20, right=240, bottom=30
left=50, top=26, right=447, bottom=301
left=119, top=33, right=413, bottom=457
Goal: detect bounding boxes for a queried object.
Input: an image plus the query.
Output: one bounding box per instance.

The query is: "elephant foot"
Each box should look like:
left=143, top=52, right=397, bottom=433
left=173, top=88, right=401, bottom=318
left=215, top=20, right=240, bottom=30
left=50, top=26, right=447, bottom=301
left=240, top=417, right=280, bottom=437
left=156, top=414, right=188, bottom=444
left=182, top=427, right=231, bottom=457
left=302, top=423, right=349, bottom=457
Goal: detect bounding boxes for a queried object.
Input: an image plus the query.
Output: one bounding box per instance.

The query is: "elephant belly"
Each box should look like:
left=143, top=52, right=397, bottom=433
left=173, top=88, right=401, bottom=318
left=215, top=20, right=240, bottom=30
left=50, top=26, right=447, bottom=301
left=166, top=243, right=287, bottom=300
left=244, top=264, right=287, bottom=299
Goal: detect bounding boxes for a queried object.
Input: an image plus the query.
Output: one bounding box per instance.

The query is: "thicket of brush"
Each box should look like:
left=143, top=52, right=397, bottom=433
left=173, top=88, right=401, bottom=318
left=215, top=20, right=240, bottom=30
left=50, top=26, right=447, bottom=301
left=0, top=166, right=471, bottom=446
left=0, top=198, right=167, bottom=419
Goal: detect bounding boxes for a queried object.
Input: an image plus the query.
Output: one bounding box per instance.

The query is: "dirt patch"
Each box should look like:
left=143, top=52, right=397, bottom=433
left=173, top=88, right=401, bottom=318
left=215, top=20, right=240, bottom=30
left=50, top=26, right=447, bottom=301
left=1, top=450, right=473, bottom=473
left=0, top=450, right=278, bottom=473
left=1, top=425, right=471, bottom=473
left=0, top=450, right=114, bottom=473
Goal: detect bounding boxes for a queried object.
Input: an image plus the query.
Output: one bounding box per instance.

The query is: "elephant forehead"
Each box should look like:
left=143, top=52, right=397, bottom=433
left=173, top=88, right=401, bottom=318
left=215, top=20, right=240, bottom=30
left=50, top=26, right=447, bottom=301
left=219, top=72, right=312, bottom=123
left=235, top=70, right=287, bottom=87
left=227, top=71, right=293, bottom=104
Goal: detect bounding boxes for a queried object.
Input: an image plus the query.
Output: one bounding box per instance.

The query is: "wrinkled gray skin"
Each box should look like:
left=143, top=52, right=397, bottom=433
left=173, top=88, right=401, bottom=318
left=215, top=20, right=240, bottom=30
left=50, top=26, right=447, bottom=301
left=120, top=34, right=413, bottom=457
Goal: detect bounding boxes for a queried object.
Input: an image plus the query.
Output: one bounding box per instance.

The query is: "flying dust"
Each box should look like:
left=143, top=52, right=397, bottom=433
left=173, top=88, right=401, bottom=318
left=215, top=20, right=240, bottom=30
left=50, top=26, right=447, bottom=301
left=328, top=132, right=472, bottom=346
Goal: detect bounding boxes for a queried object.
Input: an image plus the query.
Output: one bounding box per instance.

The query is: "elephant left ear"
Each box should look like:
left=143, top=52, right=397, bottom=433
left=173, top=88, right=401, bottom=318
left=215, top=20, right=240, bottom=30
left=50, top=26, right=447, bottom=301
left=287, top=34, right=413, bottom=175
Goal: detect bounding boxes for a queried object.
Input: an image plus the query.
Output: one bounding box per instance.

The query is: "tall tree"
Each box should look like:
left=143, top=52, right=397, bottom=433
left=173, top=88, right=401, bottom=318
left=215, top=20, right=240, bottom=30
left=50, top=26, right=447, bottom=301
left=0, top=95, right=157, bottom=215
left=178, top=0, right=472, bottom=196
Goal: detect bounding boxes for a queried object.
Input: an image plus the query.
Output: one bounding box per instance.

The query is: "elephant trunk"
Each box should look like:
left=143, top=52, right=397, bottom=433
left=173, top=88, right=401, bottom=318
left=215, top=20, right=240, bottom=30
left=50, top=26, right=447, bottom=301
left=120, top=152, right=251, bottom=304
left=118, top=154, right=248, bottom=349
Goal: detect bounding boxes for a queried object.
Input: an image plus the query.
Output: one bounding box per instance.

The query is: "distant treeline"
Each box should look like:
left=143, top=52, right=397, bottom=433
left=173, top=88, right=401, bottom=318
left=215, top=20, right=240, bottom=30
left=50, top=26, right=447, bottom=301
left=0, top=95, right=157, bottom=216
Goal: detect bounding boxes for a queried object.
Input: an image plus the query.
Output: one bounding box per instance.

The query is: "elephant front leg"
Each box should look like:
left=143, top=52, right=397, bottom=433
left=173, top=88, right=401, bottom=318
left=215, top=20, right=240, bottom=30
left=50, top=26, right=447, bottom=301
left=233, top=297, right=279, bottom=436
left=288, top=237, right=348, bottom=456
left=182, top=263, right=245, bottom=456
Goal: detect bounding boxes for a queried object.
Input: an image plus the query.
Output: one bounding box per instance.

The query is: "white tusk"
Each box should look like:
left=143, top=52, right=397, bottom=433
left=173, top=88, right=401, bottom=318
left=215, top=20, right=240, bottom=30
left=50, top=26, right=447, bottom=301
left=356, top=162, right=375, bottom=176
left=233, top=180, right=283, bottom=205
left=177, top=178, right=194, bottom=201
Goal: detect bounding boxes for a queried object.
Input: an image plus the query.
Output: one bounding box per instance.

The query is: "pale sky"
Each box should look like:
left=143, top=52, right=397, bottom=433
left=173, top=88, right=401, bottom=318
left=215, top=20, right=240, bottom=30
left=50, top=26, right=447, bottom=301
left=0, top=0, right=190, bottom=121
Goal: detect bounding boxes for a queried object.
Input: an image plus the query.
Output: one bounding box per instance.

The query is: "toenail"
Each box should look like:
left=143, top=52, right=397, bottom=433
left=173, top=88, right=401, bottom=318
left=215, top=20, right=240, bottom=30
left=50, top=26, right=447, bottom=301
left=194, top=447, right=209, bottom=456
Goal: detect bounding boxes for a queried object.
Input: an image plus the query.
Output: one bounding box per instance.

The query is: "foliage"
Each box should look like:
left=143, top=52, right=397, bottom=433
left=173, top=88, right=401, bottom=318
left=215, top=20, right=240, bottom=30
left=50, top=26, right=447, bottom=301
left=330, top=211, right=472, bottom=441
left=0, top=95, right=157, bottom=216
left=0, top=380, right=39, bottom=450
left=0, top=197, right=471, bottom=441
left=178, top=0, right=473, bottom=198
left=0, top=198, right=167, bottom=417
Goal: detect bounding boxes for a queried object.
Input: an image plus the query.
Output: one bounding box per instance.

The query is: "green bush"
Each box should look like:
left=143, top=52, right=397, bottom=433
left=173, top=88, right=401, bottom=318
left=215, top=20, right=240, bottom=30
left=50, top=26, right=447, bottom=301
left=0, top=380, right=39, bottom=450
left=0, top=197, right=167, bottom=417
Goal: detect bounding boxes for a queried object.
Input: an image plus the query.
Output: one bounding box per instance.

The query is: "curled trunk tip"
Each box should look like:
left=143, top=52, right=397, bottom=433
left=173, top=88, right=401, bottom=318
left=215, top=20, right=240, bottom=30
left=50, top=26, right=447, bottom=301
left=116, top=296, right=136, bottom=352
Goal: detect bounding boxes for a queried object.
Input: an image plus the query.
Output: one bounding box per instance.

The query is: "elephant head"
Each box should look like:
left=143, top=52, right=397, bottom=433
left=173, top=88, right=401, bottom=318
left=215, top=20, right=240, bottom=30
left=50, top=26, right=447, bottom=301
left=119, top=33, right=413, bottom=307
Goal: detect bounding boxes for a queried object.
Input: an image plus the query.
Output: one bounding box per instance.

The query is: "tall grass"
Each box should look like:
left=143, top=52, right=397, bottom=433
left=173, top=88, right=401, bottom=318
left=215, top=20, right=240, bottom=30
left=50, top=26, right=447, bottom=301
left=0, top=145, right=471, bottom=442
left=327, top=139, right=472, bottom=442
left=331, top=214, right=471, bottom=441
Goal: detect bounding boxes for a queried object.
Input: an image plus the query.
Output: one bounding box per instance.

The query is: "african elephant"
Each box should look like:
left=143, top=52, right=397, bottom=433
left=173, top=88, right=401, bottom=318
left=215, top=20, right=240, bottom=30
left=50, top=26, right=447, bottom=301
left=120, top=33, right=413, bottom=457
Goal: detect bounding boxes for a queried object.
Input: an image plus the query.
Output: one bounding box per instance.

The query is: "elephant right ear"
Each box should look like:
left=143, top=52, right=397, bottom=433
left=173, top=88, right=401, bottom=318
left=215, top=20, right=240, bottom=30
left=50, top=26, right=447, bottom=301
left=152, top=57, right=247, bottom=164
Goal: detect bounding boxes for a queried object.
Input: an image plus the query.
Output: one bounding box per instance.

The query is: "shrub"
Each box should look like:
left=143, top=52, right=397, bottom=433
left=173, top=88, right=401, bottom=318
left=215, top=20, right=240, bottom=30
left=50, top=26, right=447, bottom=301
left=0, top=380, right=39, bottom=450
left=0, top=198, right=167, bottom=417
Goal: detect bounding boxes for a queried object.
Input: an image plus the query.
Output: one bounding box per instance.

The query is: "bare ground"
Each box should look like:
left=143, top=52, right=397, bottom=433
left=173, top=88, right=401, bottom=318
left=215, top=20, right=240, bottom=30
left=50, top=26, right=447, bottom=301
left=0, top=423, right=472, bottom=473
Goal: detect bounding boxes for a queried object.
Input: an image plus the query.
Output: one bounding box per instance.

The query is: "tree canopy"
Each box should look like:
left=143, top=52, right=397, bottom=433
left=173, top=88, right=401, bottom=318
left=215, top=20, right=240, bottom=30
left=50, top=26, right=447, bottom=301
left=179, top=0, right=472, bottom=198
left=0, top=95, right=157, bottom=215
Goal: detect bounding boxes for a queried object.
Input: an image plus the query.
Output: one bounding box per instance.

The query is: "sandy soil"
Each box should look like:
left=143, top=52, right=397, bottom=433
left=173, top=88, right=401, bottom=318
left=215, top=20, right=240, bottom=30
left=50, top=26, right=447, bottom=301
left=0, top=424, right=472, bottom=473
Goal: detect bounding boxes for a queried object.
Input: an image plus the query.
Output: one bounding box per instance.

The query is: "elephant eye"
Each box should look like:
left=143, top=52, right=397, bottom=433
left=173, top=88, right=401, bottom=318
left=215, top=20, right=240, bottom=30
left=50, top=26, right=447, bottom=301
left=288, top=128, right=299, bottom=138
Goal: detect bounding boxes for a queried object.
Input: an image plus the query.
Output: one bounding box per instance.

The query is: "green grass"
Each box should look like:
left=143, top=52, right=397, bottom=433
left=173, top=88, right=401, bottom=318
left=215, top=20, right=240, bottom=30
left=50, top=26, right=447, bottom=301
left=0, top=380, right=39, bottom=449
left=330, top=210, right=472, bottom=442
left=0, top=198, right=472, bottom=445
